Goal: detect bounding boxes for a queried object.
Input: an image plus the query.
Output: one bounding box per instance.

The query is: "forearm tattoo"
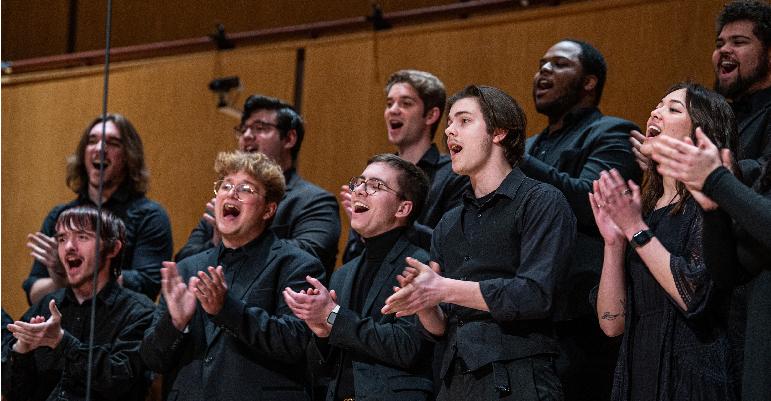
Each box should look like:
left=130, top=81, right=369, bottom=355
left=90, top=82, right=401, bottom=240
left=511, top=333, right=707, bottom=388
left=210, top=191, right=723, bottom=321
left=601, top=299, right=626, bottom=321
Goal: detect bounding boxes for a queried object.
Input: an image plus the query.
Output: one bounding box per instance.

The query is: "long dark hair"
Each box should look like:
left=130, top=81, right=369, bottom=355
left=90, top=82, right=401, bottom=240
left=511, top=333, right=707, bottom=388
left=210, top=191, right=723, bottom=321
left=641, top=82, right=738, bottom=214
left=66, top=114, right=149, bottom=195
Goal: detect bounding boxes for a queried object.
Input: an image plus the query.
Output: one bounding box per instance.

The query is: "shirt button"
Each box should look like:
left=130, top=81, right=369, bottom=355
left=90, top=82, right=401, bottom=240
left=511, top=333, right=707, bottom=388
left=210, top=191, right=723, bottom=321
left=463, top=255, right=470, bottom=262
left=457, top=319, right=464, bottom=327
left=477, top=213, right=482, bottom=218
left=204, top=356, right=214, bottom=364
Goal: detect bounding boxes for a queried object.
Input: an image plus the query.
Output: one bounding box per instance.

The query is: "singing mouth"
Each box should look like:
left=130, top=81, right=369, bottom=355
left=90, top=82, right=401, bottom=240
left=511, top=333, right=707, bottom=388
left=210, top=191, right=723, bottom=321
left=389, top=120, right=404, bottom=130
left=449, top=143, right=463, bottom=155
left=223, top=203, right=241, bottom=217
left=353, top=201, right=369, bottom=213
left=646, top=125, right=662, bottom=138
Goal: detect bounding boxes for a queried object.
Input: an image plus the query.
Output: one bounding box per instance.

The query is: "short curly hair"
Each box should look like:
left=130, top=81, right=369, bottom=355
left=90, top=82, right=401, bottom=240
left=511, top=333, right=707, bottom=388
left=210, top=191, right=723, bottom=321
left=214, top=151, right=286, bottom=205
left=717, top=0, right=771, bottom=49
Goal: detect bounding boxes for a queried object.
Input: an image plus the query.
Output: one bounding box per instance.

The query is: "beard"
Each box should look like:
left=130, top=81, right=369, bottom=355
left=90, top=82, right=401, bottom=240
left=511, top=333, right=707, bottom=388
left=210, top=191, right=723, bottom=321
left=714, top=51, right=770, bottom=100
left=534, top=76, right=585, bottom=119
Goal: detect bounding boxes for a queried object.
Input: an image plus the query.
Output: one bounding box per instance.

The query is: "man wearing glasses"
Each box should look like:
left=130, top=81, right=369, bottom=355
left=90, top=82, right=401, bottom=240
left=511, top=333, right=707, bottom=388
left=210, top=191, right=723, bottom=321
left=175, top=95, right=340, bottom=273
left=142, top=151, right=325, bottom=401
left=341, top=70, right=468, bottom=262
left=284, top=153, right=434, bottom=401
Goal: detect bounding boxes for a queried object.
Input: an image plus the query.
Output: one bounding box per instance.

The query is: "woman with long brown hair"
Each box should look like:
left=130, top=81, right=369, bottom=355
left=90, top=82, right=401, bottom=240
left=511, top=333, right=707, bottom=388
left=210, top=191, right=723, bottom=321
left=591, top=82, right=740, bottom=400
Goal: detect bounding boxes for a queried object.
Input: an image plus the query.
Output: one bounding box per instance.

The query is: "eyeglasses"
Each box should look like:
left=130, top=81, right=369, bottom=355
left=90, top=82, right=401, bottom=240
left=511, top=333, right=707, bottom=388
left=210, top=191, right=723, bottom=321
left=213, top=180, right=263, bottom=202
left=348, top=176, right=402, bottom=198
left=233, top=120, right=279, bottom=136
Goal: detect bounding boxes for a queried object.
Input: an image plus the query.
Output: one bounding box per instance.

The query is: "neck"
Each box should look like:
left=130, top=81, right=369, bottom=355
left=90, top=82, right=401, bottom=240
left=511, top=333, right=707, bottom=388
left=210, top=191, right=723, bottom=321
left=546, top=100, right=594, bottom=134
left=397, top=137, right=432, bottom=165
left=72, top=271, right=110, bottom=304
left=659, top=176, right=680, bottom=207
left=469, top=157, right=513, bottom=198
left=737, top=80, right=771, bottom=102
left=88, top=182, right=119, bottom=204
left=222, top=230, right=262, bottom=250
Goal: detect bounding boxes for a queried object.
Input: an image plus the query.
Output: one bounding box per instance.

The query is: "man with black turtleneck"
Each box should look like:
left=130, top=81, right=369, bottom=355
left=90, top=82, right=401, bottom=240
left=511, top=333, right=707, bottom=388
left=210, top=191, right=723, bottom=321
left=284, top=154, right=434, bottom=401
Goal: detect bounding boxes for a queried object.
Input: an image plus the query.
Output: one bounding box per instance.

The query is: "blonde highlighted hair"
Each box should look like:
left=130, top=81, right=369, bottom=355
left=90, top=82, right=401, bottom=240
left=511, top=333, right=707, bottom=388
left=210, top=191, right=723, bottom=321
left=214, top=151, right=286, bottom=204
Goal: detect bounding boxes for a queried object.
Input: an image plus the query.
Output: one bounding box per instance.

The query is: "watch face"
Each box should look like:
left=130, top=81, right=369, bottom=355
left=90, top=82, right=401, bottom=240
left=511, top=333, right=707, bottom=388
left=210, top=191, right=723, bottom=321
left=632, top=230, right=653, bottom=247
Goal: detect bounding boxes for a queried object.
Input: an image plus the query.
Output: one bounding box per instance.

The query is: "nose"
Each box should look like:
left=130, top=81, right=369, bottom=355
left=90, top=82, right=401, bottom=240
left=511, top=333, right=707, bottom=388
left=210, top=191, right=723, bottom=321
left=445, top=123, right=456, bottom=137
left=539, top=61, right=553, bottom=74
left=242, top=127, right=256, bottom=139
left=649, top=106, right=661, bottom=120
left=386, top=102, right=400, bottom=114
left=63, top=236, right=77, bottom=252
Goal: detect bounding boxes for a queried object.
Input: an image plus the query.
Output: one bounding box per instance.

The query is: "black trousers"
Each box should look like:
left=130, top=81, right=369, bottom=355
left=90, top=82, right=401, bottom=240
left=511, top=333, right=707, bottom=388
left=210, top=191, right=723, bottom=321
left=438, top=356, right=563, bottom=401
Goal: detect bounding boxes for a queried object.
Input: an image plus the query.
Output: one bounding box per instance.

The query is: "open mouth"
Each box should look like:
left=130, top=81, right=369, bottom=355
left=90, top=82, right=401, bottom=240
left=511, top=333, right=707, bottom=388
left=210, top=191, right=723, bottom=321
left=223, top=203, right=241, bottom=218
left=353, top=201, right=369, bottom=214
left=92, top=160, right=109, bottom=170
left=243, top=145, right=258, bottom=153
left=719, top=59, right=738, bottom=75
left=66, top=255, right=83, bottom=269
left=389, top=120, right=404, bottom=130
left=646, top=125, right=662, bottom=138
left=448, top=143, right=463, bottom=155
left=536, top=78, right=553, bottom=90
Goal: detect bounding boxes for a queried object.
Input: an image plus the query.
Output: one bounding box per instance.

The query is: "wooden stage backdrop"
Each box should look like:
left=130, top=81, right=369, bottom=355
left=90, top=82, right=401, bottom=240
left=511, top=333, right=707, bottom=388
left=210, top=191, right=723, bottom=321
left=2, top=0, right=725, bottom=318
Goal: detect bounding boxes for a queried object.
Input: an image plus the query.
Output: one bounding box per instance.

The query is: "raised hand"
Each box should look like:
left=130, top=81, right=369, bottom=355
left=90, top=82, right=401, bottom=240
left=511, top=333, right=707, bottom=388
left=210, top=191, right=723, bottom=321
left=8, top=299, right=64, bottom=353
left=190, top=266, right=228, bottom=316
left=202, top=198, right=221, bottom=246
left=339, top=184, right=353, bottom=220
left=161, top=261, right=197, bottom=331
left=595, top=169, right=644, bottom=236
left=27, top=232, right=66, bottom=287
left=629, top=129, right=651, bottom=171
left=382, top=258, right=443, bottom=317
left=589, top=181, right=625, bottom=246
left=283, top=276, right=337, bottom=337
left=651, top=127, right=722, bottom=191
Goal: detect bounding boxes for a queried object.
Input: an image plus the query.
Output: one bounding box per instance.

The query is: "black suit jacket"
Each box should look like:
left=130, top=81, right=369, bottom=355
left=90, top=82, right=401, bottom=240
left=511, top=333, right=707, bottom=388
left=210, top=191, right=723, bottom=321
left=142, top=232, right=325, bottom=401
left=523, top=108, right=640, bottom=321
left=175, top=169, right=341, bottom=273
left=312, top=234, right=434, bottom=401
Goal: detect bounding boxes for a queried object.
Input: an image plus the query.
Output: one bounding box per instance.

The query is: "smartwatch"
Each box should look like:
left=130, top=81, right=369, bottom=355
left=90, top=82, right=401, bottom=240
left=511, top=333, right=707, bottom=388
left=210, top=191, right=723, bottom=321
left=630, top=229, right=654, bottom=248
left=326, top=305, right=341, bottom=325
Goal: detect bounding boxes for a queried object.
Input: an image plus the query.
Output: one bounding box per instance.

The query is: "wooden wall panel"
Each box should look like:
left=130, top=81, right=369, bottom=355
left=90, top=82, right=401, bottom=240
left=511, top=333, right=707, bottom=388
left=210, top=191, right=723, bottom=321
left=3, top=0, right=726, bottom=318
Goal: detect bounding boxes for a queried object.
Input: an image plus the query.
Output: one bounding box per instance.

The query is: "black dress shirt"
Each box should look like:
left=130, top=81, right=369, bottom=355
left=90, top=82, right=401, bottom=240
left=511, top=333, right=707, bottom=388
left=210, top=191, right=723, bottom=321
left=2, top=281, right=156, bottom=401
left=342, top=145, right=469, bottom=262
left=175, top=168, right=341, bottom=273
left=523, top=107, right=640, bottom=322
left=430, top=168, right=576, bottom=377
left=732, top=86, right=771, bottom=181
left=23, top=184, right=174, bottom=302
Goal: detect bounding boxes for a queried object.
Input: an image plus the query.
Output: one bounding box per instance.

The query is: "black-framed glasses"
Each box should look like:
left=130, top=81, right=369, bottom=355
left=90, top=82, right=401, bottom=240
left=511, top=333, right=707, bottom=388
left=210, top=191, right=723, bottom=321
left=233, top=120, right=279, bottom=136
left=213, top=180, right=263, bottom=202
left=348, top=176, right=402, bottom=198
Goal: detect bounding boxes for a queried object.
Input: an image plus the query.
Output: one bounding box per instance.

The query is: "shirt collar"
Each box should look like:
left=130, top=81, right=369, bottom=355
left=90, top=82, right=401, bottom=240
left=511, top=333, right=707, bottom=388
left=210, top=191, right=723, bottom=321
left=61, top=280, right=120, bottom=307
left=216, top=230, right=269, bottom=262
left=462, top=168, right=526, bottom=207
left=284, top=168, right=298, bottom=191
left=416, top=144, right=441, bottom=168
left=733, top=86, right=771, bottom=115
left=77, top=182, right=135, bottom=206
left=542, top=107, right=599, bottom=137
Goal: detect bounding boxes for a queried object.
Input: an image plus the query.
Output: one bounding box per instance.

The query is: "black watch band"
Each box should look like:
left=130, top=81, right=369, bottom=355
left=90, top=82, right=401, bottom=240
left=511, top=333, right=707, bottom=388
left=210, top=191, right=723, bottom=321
left=630, top=229, right=654, bottom=248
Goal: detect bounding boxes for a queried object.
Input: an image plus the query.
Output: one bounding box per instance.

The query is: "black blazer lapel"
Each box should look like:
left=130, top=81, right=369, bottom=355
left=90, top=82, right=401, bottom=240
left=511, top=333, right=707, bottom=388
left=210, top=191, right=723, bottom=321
left=337, top=255, right=364, bottom=309
left=362, top=236, right=410, bottom=316
left=201, top=251, right=222, bottom=347
left=205, top=234, right=278, bottom=349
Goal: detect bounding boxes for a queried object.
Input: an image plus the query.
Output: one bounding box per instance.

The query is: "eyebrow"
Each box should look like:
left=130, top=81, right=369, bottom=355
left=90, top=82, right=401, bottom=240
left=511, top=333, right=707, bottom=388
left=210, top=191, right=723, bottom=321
left=669, top=99, right=686, bottom=107
left=450, top=110, right=473, bottom=118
